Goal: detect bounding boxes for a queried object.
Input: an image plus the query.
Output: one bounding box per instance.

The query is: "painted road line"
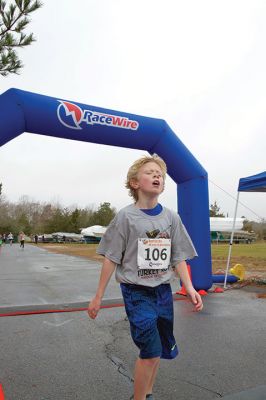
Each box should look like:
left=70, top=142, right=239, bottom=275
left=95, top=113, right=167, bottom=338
left=0, top=384, right=5, bottom=400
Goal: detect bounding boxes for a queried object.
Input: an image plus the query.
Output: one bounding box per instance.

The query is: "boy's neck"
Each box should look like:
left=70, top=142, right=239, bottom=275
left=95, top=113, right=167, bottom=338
left=135, top=195, right=159, bottom=209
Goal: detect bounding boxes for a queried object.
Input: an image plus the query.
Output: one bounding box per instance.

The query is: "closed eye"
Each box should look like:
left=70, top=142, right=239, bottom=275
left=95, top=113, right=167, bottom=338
left=145, top=171, right=162, bottom=177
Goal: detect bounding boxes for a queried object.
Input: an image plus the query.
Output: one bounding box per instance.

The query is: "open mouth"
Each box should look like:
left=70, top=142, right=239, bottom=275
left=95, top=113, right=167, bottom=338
left=152, top=180, right=160, bottom=187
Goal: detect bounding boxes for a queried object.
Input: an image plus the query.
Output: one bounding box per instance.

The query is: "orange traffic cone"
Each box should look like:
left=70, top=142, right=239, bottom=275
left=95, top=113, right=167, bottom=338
left=213, top=287, right=224, bottom=293
left=176, top=265, right=208, bottom=296
left=198, top=289, right=208, bottom=296
left=176, top=264, right=192, bottom=296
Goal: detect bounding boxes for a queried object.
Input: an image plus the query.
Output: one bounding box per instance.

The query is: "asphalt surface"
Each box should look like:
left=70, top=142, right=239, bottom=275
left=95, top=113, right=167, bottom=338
left=0, top=243, right=265, bottom=400
left=0, top=243, right=122, bottom=309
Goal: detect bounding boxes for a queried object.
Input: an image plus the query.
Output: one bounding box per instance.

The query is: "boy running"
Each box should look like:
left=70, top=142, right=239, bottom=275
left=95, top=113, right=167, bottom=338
left=88, top=155, right=203, bottom=400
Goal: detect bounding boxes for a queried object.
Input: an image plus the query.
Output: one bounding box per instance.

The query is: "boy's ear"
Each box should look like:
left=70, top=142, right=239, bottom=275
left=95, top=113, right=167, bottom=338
left=130, top=178, right=139, bottom=189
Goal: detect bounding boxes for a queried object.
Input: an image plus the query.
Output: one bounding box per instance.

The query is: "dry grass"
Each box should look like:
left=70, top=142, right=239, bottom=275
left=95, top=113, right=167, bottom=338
left=37, top=243, right=103, bottom=263
left=211, top=242, right=266, bottom=277
left=36, top=241, right=266, bottom=278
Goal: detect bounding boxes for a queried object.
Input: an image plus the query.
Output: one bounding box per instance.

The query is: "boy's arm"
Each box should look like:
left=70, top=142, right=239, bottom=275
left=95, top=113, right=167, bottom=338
left=88, top=257, right=116, bottom=319
left=175, top=260, right=203, bottom=312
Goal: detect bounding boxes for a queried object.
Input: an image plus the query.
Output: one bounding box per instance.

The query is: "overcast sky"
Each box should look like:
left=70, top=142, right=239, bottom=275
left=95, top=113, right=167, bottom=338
left=1, top=0, right=265, bottom=221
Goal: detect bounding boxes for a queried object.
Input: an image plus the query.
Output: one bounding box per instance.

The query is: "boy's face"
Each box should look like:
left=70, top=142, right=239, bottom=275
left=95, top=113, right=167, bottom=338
left=131, top=161, right=164, bottom=198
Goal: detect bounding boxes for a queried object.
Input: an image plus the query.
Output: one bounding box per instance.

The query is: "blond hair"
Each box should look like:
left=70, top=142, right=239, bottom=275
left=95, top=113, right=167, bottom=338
left=125, top=155, right=167, bottom=201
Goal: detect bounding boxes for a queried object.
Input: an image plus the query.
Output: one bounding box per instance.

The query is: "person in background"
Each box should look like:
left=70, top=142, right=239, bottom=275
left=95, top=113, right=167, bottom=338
left=19, top=231, right=25, bottom=249
left=7, top=232, right=13, bottom=245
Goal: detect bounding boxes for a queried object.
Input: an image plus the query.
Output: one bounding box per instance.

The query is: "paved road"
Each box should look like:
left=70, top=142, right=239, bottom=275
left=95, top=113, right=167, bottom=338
left=0, top=243, right=265, bottom=399
left=0, top=243, right=121, bottom=310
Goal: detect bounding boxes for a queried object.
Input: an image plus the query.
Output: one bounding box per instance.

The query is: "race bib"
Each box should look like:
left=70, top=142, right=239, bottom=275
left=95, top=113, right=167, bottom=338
left=137, top=238, right=171, bottom=269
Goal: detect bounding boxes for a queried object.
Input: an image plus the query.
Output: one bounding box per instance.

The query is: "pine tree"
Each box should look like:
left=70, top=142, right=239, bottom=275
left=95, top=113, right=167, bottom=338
left=91, top=202, right=116, bottom=226
left=0, top=0, right=42, bottom=76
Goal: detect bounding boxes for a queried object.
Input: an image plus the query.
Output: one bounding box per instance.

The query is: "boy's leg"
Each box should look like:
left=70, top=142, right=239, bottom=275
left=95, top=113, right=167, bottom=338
left=146, top=357, right=160, bottom=395
left=133, top=356, right=160, bottom=400
left=120, top=284, right=163, bottom=399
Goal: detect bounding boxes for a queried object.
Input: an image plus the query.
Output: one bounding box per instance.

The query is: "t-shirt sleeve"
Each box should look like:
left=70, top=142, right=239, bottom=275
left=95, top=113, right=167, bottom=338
left=170, top=212, right=198, bottom=266
left=96, top=215, right=126, bottom=264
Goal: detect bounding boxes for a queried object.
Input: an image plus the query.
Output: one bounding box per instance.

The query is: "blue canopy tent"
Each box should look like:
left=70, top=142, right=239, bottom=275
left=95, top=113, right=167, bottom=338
left=238, top=171, right=266, bottom=192
left=224, top=171, right=266, bottom=287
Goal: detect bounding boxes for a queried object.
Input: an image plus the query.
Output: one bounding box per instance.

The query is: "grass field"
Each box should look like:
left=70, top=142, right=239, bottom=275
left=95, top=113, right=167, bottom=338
left=37, top=241, right=266, bottom=278
left=212, top=242, right=266, bottom=275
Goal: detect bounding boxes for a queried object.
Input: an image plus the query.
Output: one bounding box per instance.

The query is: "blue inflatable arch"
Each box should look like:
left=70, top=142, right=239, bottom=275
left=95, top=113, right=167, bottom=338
left=0, top=88, right=212, bottom=290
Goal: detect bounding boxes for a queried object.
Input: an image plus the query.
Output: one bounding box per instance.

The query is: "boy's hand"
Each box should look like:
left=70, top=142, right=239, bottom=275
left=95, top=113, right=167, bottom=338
left=186, top=288, right=203, bottom=312
left=88, top=296, right=101, bottom=319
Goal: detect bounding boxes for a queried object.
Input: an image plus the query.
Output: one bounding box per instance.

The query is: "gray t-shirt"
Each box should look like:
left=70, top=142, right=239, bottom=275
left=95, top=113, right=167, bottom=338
left=97, top=204, right=197, bottom=287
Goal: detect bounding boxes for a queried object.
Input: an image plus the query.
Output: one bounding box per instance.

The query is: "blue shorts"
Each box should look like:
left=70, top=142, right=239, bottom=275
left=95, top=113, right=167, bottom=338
left=120, top=283, right=178, bottom=360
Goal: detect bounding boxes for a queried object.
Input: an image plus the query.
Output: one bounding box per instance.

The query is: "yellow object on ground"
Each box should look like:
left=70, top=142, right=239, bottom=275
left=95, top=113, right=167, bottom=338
left=230, top=264, right=245, bottom=281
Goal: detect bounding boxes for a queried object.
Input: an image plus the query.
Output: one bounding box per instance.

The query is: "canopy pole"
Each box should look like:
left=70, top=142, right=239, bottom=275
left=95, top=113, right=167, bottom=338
left=224, top=191, right=240, bottom=288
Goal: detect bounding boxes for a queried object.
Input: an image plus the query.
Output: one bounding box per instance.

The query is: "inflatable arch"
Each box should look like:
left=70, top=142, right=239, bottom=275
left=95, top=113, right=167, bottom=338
left=0, top=88, right=212, bottom=290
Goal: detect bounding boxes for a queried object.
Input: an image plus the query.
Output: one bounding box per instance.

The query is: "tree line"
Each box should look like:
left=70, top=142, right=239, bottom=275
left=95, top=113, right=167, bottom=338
left=0, top=193, right=116, bottom=236
left=0, top=187, right=265, bottom=239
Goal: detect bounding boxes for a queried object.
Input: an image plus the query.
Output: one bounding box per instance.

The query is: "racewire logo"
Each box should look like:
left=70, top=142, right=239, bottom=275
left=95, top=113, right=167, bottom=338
left=57, top=100, right=139, bottom=131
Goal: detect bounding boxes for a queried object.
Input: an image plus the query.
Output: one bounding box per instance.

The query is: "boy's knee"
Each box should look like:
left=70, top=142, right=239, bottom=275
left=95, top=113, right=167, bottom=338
left=139, top=357, right=160, bottom=367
